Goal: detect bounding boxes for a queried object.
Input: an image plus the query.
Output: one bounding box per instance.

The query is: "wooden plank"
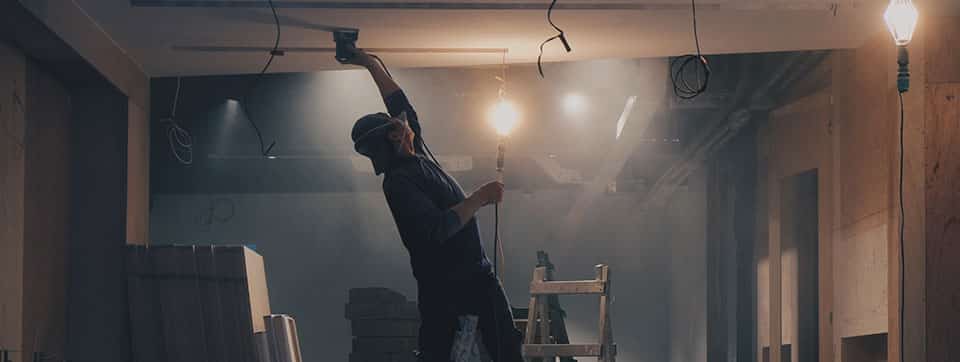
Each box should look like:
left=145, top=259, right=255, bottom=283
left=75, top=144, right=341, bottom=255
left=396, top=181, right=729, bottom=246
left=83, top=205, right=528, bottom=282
left=769, top=173, right=782, bottom=362
left=196, top=246, right=227, bottom=362
left=537, top=297, right=550, bottom=344
left=213, top=246, right=244, bottom=362
left=523, top=344, right=602, bottom=357
left=22, top=59, right=70, bottom=361
left=223, top=246, right=256, bottom=362
left=243, top=247, right=271, bottom=334
left=126, top=99, right=150, bottom=245
left=924, top=83, right=960, bottom=362
left=523, top=268, right=545, bottom=346
left=178, top=246, right=208, bottom=362
left=530, top=280, right=605, bottom=295
left=127, top=245, right=164, bottom=362
left=18, top=0, right=149, bottom=108
left=0, top=40, right=26, bottom=362
left=925, top=16, right=960, bottom=84
left=596, top=265, right=613, bottom=362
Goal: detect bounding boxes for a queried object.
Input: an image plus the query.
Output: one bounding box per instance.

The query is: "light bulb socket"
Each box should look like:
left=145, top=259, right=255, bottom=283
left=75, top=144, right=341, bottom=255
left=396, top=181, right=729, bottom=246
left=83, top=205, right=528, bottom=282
left=897, top=46, right=910, bottom=93
left=496, top=141, right=505, bottom=172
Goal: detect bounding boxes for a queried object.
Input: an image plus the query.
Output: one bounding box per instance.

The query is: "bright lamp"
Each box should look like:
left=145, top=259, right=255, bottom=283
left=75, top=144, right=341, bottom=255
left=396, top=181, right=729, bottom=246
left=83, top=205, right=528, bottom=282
left=884, top=0, right=919, bottom=46
left=488, top=99, right=519, bottom=137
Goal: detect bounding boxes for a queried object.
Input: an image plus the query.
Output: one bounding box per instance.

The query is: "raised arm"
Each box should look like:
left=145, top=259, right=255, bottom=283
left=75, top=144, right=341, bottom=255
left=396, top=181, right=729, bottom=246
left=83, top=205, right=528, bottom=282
left=345, top=47, right=401, bottom=106
left=345, top=47, right=424, bottom=152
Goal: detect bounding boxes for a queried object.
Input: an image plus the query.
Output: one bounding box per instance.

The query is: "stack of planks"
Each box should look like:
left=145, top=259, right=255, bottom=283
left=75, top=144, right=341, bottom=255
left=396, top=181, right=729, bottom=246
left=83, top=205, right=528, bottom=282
left=345, top=288, right=420, bottom=362
left=126, top=245, right=271, bottom=362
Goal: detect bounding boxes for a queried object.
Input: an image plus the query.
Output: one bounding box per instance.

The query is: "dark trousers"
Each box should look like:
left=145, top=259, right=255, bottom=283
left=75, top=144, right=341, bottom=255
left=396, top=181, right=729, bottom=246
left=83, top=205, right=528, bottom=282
left=417, top=275, right=524, bottom=362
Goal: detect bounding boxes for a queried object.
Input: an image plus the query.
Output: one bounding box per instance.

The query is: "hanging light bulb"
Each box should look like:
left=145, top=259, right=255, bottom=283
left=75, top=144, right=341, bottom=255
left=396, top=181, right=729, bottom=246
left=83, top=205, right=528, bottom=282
left=884, top=0, right=919, bottom=46
left=488, top=99, right=520, bottom=137
left=884, top=0, right=919, bottom=93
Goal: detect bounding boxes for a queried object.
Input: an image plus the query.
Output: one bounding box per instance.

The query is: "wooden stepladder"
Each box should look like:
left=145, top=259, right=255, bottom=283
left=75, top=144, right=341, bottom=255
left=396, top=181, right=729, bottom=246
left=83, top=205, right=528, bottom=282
left=522, top=264, right=616, bottom=362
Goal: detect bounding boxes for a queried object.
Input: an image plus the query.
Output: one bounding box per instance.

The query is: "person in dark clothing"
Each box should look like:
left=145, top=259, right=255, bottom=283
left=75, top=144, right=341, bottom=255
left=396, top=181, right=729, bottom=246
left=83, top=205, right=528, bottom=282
left=347, top=49, right=524, bottom=362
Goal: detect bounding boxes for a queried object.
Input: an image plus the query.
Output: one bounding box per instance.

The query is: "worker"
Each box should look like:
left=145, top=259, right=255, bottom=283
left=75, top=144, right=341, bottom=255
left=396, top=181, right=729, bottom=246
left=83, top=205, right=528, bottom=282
left=346, top=47, right=524, bottom=362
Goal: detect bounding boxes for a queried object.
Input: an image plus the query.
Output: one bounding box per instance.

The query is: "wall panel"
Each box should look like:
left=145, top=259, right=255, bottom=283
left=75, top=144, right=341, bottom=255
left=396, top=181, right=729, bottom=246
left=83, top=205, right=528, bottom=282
left=0, top=40, right=27, bottom=362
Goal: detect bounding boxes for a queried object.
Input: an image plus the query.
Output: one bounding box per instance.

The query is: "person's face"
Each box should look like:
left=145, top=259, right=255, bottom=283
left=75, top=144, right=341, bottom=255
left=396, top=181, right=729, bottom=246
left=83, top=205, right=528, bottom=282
left=387, top=116, right=415, bottom=155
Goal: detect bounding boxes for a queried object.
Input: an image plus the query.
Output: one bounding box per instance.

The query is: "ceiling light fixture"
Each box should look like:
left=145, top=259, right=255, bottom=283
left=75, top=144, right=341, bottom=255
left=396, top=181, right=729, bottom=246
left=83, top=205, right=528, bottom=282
left=563, top=92, right=588, bottom=117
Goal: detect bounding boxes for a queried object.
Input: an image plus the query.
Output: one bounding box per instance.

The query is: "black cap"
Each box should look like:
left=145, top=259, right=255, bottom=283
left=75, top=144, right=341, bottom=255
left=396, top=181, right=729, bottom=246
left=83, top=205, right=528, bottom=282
left=352, top=112, right=396, bottom=175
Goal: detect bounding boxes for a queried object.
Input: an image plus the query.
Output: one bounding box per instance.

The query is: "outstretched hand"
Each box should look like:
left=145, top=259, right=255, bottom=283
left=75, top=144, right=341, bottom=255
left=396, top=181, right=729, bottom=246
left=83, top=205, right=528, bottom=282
left=341, top=45, right=374, bottom=67
left=472, top=181, right=505, bottom=206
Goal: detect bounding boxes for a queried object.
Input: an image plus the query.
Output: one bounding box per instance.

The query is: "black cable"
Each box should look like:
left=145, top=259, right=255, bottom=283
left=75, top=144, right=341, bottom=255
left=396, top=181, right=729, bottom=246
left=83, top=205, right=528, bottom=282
left=164, top=77, right=193, bottom=165
left=493, top=202, right=502, bottom=361
left=898, top=91, right=905, bottom=362
left=670, top=0, right=711, bottom=99
left=537, top=0, right=572, bottom=78
left=494, top=204, right=500, bottom=277
left=240, top=0, right=280, bottom=157
left=420, top=137, right=445, bottom=173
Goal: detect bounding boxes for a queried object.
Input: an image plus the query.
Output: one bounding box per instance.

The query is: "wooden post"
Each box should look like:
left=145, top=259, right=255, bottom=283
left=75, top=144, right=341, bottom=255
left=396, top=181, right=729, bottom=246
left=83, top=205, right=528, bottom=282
left=597, top=265, right=614, bottom=362
left=525, top=267, right=546, bottom=350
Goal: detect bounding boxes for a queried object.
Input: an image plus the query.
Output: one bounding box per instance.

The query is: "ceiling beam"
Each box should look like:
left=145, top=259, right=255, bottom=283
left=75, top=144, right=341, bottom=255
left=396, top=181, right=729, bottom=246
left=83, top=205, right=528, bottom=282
left=130, top=0, right=839, bottom=11
left=172, top=45, right=507, bottom=54
left=12, top=0, right=150, bottom=107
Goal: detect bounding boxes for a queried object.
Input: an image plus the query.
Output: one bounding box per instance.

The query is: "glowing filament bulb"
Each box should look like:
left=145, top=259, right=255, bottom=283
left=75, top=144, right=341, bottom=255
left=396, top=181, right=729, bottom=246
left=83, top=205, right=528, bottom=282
left=884, top=0, right=919, bottom=46
left=489, top=99, right=519, bottom=137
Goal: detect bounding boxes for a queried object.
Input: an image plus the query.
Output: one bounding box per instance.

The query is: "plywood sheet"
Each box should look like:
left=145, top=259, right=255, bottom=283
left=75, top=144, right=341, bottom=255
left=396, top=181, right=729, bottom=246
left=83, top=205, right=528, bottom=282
left=923, top=83, right=960, bottom=362
left=830, top=35, right=896, bottom=230
left=23, top=59, right=71, bottom=360
left=925, top=17, right=960, bottom=84
left=126, top=99, right=150, bottom=245
left=243, top=247, right=271, bottom=334
left=0, top=40, right=26, bottom=362
left=832, top=214, right=888, bottom=338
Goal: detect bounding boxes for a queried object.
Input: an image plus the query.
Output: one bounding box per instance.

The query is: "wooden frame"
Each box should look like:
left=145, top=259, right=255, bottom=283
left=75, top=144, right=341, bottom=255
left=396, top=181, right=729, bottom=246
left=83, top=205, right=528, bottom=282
left=522, top=264, right=616, bottom=362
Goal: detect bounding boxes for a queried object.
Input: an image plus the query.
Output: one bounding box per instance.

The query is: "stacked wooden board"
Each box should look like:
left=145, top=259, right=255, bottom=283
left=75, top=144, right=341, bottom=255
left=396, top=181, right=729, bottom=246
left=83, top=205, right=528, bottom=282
left=263, top=314, right=304, bottom=362
left=126, top=245, right=271, bottom=362
left=345, top=288, right=420, bottom=362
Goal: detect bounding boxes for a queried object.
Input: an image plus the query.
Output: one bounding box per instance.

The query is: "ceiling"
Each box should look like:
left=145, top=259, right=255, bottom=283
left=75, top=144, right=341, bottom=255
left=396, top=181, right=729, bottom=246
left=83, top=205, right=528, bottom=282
left=73, top=0, right=917, bottom=77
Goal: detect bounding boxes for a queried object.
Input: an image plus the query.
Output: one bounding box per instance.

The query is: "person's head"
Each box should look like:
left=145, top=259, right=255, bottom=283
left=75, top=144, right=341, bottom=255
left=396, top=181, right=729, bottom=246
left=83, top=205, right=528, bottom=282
left=351, top=111, right=415, bottom=175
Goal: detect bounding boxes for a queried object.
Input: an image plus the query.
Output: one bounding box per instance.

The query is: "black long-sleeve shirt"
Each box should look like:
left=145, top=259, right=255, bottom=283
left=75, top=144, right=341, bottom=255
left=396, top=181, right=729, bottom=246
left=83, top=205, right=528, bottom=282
left=380, top=91, right=493, bottom=293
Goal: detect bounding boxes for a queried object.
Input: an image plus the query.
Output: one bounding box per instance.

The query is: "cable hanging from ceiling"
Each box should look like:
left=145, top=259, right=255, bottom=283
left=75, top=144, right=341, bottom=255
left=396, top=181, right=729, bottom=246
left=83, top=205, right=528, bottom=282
left=240, top=0, right=281, bottom=158
left=538, top=0, right=573, bottom=78
left=670, top=0, right=711, bottom=99
left=163, top=76, right=193, bottom=165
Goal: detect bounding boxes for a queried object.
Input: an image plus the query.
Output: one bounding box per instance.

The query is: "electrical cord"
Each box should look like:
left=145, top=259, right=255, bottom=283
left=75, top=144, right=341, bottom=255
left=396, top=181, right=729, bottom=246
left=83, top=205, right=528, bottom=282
left=493, top=202, right=503, bottom=362
left=164, top=77, right=193, bottom=165
left=670, top=0, right=711, bottom=99
left=537, top=0, right=572, bottom=78
left=240, top=0, right=280, bottom=157
left=898, top=91, right=905, bottom=362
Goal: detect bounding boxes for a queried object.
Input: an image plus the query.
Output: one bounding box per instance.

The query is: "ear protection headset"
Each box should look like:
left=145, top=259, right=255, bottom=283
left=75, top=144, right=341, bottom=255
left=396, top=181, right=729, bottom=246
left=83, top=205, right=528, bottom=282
left=352, top=112, right=408, bottom=157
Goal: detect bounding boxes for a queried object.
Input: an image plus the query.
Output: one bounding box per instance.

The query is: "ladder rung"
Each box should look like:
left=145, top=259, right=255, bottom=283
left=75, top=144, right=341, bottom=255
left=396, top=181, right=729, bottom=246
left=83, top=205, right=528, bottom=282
left=530, top=280, right=606, bottom=295
left=523, top=344, right=608, bottom=357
